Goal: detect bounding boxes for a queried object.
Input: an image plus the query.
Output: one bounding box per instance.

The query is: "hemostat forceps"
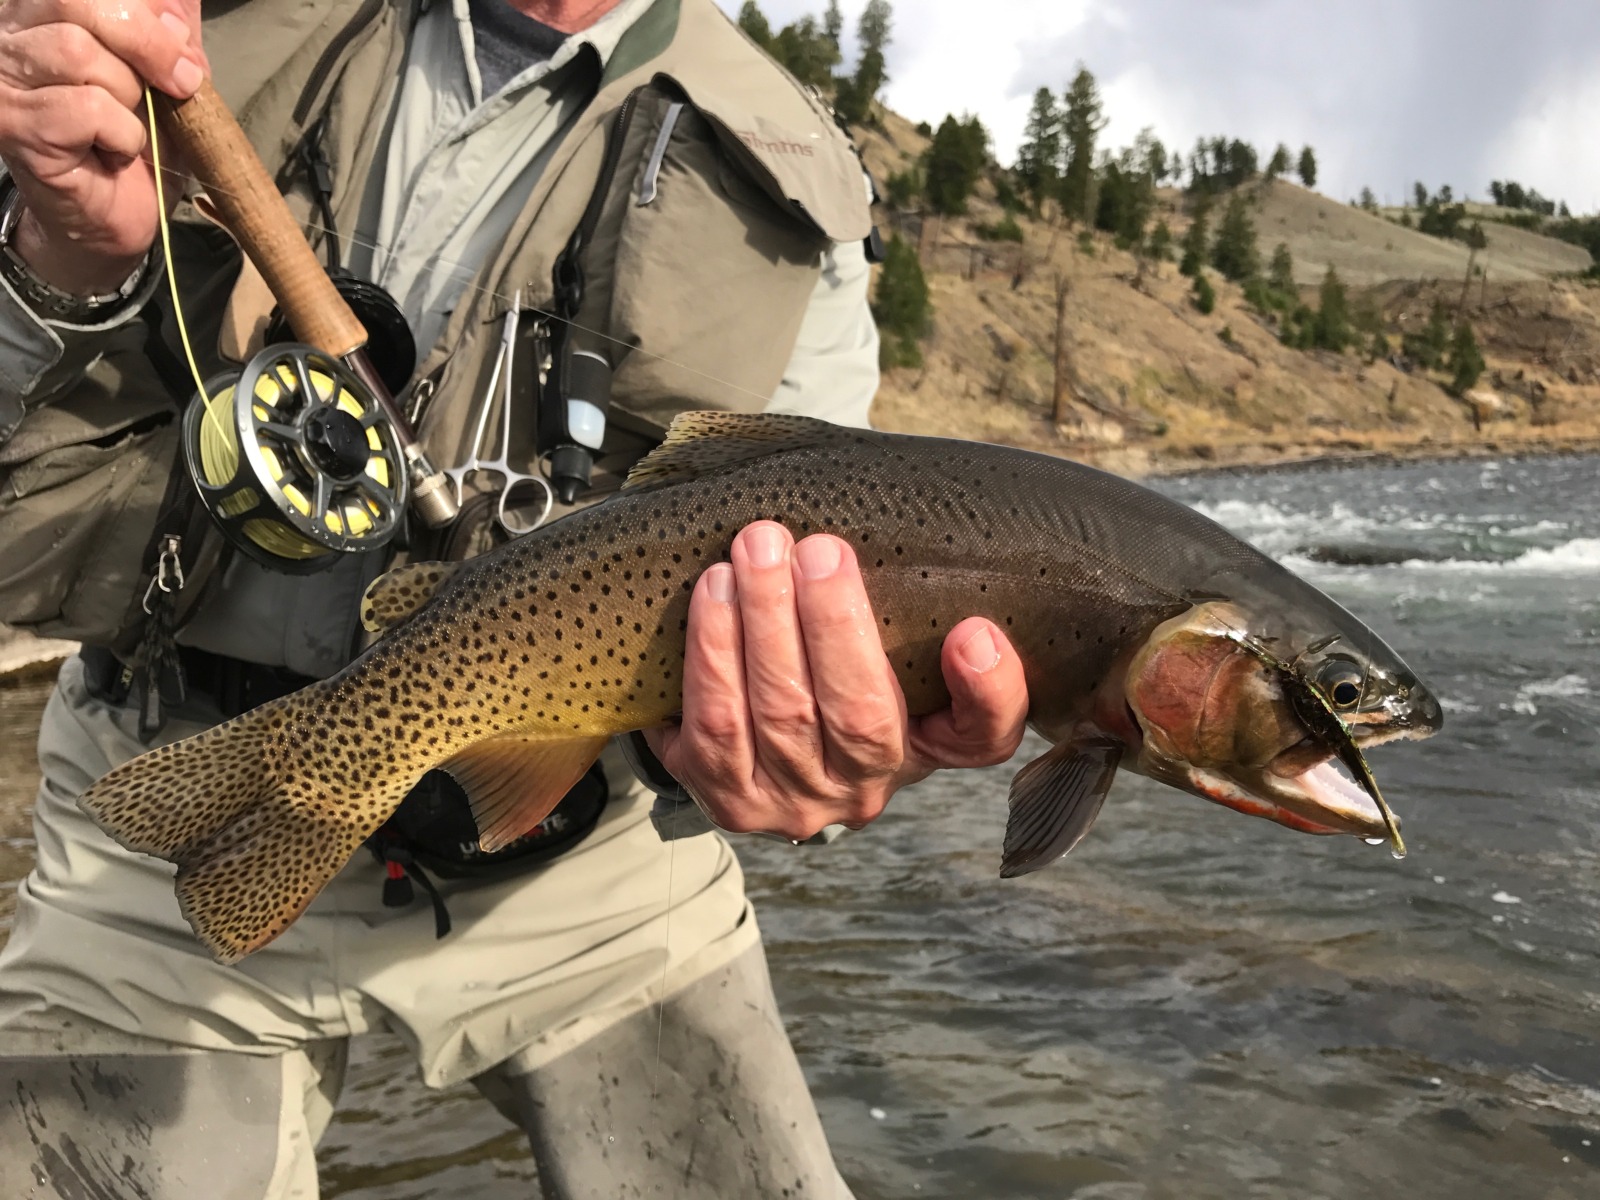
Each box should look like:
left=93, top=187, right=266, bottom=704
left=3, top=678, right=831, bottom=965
left=444, top=290, right=554, bottom=535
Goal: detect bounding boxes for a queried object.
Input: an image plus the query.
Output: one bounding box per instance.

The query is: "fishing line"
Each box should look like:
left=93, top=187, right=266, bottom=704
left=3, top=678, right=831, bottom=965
left=651, top=814, right=677, bottom=1103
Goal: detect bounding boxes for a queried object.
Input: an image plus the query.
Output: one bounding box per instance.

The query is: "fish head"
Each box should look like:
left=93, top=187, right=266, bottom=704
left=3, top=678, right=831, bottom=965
left=1121, top=593, right=1443, bottom=841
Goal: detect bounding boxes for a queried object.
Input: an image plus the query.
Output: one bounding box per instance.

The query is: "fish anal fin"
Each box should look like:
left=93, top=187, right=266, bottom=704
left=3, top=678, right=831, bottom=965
left=1000, top=737, right=1123, bottom=878
left=360, top=561, right=461, bottom=633
left=442, top=735, right=609, bottom=853
left=622, top=412, right=854, bottom=490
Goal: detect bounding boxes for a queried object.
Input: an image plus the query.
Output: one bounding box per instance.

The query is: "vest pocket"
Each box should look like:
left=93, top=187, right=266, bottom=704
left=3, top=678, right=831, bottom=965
left=603, top=99, right=829, bottom=430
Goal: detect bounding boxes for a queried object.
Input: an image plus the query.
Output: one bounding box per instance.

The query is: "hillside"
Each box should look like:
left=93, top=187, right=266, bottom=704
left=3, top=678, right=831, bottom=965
left=854, top=112, right=1600, bottom=474
left=1251, top=181, right=1592, bottom=286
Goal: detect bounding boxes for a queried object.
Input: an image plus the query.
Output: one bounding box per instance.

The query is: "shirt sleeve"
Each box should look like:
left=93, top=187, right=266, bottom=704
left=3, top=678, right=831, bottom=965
left=0, top=261, right=163, bottom=444
left=765, top=235, right=880, bottom=430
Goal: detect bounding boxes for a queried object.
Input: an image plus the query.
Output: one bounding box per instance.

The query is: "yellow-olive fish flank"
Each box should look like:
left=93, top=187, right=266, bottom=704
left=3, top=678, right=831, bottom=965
left=80, top=413, right=1443, bottom=963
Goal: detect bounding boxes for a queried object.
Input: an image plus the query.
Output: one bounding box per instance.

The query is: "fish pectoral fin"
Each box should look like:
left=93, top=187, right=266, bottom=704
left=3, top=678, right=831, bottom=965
left=1000, top=737, right=1123, bottom=878
left=359, top=560, right=462, bottom=632
left=442, top=735, right=610, bottom=854
left=622, top=411, right=851, bottom=490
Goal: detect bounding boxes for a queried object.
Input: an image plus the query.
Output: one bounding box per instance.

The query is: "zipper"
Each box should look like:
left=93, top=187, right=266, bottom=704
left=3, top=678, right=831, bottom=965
left=291, top=0, right=387, bottom=127
left=552, top=85, right=648, bottom=319
left=635, top=102, right=685, bottom=206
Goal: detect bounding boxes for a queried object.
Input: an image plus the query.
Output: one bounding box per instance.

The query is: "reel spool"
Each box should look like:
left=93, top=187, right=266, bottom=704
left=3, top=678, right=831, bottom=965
left=182, top=343, right=410, bottom=574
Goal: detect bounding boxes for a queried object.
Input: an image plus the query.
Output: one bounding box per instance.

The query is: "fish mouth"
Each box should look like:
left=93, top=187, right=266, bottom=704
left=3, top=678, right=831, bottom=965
left=1174, top=755, right=1392, bottom=839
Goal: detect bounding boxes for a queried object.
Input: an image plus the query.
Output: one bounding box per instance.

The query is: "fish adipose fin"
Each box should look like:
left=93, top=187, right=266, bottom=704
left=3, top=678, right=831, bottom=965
left=442, top=735, right=610, bottom=853
left=1000, top=738, right=1123, bottom=878
left=360, top=561, right=462, bottom=632
left=79, top=703, right=361, bottom=964
left=623, top=411, right=856, bottom=490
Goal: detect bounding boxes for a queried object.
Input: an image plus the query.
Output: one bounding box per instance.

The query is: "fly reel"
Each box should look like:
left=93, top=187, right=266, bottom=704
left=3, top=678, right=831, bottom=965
left=182, top=343, right=410, bottom=573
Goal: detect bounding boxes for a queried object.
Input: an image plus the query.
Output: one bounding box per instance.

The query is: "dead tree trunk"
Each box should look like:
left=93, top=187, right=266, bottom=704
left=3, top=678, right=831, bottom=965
left=1052, top=272, right=1076, bottom=426
left=917, top=212, right=938, bottom=266
left=1457, top=248, right=1478, bottom=319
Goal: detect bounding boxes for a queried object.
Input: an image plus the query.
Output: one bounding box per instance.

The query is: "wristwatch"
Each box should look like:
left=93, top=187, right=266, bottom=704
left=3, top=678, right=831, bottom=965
left=0, top=176, right=152, bottom=324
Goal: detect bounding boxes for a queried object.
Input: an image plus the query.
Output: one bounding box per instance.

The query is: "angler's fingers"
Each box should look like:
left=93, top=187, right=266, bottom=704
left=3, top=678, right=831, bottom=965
left=729, top=522, right=825, bottom=787
left=653, top=563, right=755, bottom=801
left=0, top=23, right=145, bottom=109
left=908, top=618, right=1029, bottom=770
left=790, top=534, right=907, bottom=803
left=0, top=0, right=204, bottom=99
left=23, top=83, right=148, bottom=163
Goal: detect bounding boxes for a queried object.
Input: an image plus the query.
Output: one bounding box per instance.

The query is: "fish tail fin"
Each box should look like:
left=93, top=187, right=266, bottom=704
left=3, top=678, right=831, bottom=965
left=79, top=697, right=360, bottom=964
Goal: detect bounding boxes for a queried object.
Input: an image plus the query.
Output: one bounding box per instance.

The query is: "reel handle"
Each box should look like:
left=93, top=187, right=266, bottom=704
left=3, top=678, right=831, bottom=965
left=153, top=81, right=369, bottom=360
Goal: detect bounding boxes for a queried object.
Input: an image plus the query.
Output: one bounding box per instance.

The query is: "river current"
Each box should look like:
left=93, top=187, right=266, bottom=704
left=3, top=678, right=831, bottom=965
left=1, top=454, right=1596, bottom=1198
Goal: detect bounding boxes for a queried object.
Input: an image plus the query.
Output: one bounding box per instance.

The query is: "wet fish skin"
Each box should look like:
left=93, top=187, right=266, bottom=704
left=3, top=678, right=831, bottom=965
left=79, top=413, right=1442, bottom=963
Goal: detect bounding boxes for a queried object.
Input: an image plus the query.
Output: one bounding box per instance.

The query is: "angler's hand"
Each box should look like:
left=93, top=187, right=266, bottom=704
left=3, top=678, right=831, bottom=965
left=0, top=0, right=205, bottom=295
left=645, top=521, right=1030, bottom=842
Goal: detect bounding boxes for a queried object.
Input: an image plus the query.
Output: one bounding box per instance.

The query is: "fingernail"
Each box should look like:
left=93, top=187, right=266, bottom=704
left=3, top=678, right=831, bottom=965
left=744, top=524, right=787, bottom=570
left=795, top=536, right=841, bottom=581
left=171, top=56, right=203, bottom=95
left=957, top=625, right=1000, bottom=674
left=704, top=563, right=735, bottom=603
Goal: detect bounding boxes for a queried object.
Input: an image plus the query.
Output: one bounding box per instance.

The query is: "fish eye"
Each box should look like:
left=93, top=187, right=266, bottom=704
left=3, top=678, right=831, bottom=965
left=1317, top=662, right=1365, bottom=709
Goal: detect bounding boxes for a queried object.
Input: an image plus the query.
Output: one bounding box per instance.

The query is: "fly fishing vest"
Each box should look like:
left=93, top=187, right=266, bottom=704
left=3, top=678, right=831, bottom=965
left=0, top=0, right=871, bottom=652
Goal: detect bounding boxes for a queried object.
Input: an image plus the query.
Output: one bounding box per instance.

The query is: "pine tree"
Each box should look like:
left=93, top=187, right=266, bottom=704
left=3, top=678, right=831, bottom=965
left=1192, top=271, right=1217, bottom=315
left=1147, top=220, right=1174, bottom=261
left=923, top=114, right=989, bottom=216
left=1266, top=143, right=1292, bottom=181
left=1179, top=195, right=1211, bottom=277
left=1403, top=303, right=1452, bottom=369
left=834, top=1, right=892, bottom=125
left=1210, top=192, right=1259, bottom=283
left=1311, top=266, right=1352, bottom=351
left=872, top=235, right=932, bottom=368
left=1358, top=186, right=1378, bottom=212
left=1448, top=322, right=1485, bottom=395
left=823, top=0, right=843, bottom=48
left=1297, top=145, right=1318, bottom=189
left=737, top=1, right=773, bottom=47
left=1268, top=242, right=1295, bottom=297
left=1142, top=135, right=1169, bottom=186
left=858, top=0, right=892, bottom=52
left=1016, top=88, right=1062, bottom=212
left=771, top=17, right=838, bottom=88
left=1059, top=67, right=1105, bottom=226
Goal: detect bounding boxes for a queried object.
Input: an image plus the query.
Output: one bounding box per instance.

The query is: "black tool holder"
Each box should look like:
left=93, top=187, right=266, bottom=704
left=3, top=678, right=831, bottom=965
left=540, top=225, right=616, bottom=505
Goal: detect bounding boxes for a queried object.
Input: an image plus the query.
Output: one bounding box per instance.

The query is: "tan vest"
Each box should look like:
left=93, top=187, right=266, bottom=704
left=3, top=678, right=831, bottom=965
left=206, top=0, right=871, bottom=478
left=0, top=0, right=872, bottom=650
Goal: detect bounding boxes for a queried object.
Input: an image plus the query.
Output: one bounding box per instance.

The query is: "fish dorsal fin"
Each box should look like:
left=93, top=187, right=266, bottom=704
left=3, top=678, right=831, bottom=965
left=441, top=735, right=610, bottom=853
left=623, top=411, right=855, bottom=490
left=1000, top=738, right=1123, bottom=878
left=360, top=561, right=462, bottom=632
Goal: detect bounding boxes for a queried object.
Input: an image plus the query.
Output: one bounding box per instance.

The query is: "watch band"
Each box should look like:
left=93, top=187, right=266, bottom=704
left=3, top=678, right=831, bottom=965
left=0, top=176, right=152, bottom=323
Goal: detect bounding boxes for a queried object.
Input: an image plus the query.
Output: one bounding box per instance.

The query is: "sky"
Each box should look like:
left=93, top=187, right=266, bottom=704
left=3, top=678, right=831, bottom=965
left=718, top=0, right=1600, bottom=213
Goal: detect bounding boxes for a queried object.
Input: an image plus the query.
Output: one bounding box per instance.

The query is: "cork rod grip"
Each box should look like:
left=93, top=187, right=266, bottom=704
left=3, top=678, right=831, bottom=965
left=155, top=81, right=368, bottom=358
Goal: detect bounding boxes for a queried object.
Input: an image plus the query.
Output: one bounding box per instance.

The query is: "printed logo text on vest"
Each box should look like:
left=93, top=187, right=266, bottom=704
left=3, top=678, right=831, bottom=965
left=737, top=130, right=815, bottom=157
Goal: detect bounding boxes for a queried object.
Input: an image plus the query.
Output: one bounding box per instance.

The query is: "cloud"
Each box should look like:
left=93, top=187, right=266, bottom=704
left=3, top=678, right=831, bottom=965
left=719, top=0, right=1600, bottom=210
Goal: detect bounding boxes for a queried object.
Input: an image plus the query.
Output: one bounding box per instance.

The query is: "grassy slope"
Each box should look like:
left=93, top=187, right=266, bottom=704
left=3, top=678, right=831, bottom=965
left=855, top=112, right=1600, bottom=475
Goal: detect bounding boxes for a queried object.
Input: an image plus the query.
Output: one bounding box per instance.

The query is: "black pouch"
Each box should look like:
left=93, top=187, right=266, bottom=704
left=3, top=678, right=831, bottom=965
left=377, top=764, right=610, bottom=883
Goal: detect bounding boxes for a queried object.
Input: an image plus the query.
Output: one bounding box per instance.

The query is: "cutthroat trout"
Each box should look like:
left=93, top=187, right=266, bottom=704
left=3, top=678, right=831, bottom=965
left=81, top=414, right=1443, bottom=962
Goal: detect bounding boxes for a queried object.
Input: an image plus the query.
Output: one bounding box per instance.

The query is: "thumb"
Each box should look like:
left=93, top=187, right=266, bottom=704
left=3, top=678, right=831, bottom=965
left=908, top=618, right=1028, bottom=770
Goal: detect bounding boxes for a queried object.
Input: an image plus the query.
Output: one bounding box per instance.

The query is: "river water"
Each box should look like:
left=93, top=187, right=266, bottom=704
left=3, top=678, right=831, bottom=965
left=2, top=454, right=1597, bottom=1198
